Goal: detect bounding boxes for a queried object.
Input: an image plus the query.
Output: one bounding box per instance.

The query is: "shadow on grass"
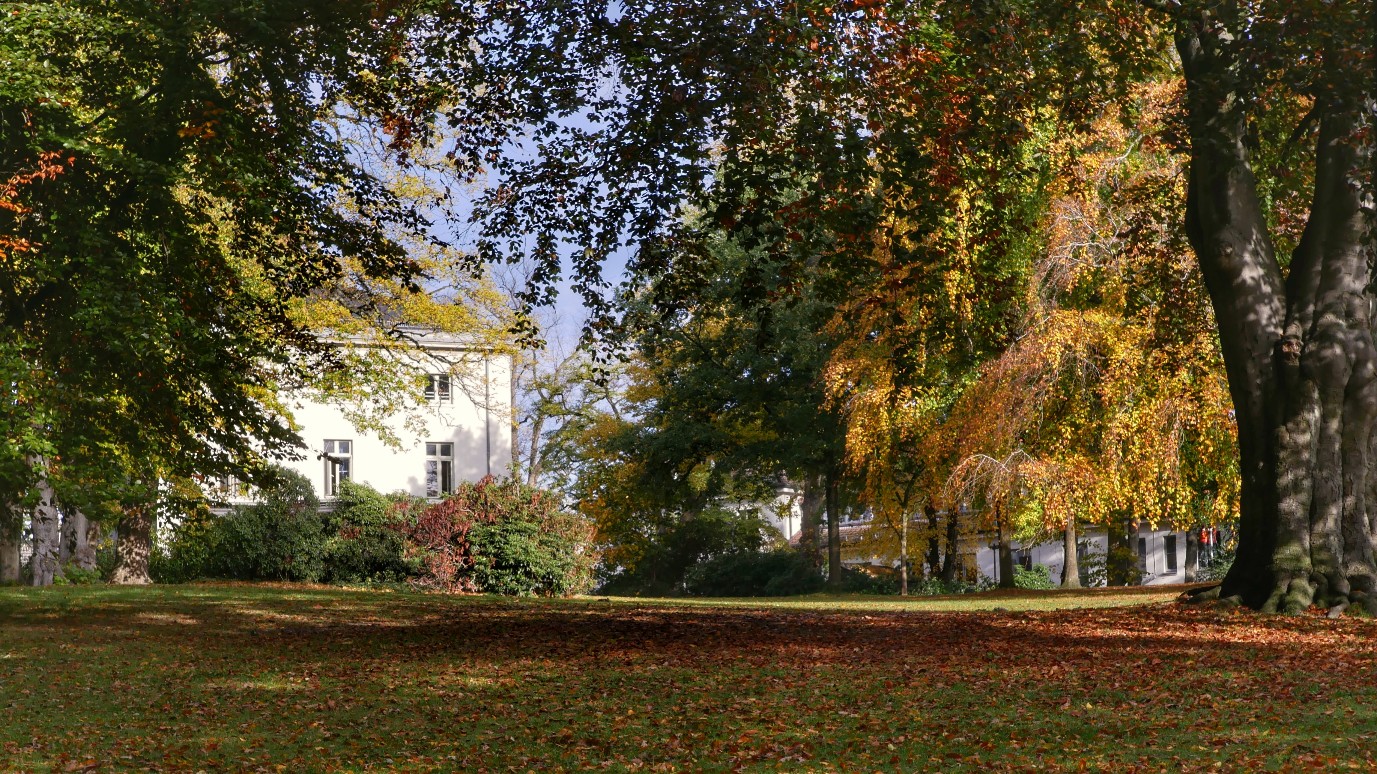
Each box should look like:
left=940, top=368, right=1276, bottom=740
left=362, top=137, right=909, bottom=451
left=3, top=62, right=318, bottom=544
left=2, top=584, right=1375, bottom=771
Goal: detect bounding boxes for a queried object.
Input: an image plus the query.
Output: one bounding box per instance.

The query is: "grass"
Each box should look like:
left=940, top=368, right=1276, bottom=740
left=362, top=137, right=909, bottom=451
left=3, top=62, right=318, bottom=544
left=2, top=583, right=1375, bottom=772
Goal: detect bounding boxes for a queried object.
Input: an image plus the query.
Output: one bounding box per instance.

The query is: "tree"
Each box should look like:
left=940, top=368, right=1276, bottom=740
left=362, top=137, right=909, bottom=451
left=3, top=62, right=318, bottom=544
left=1159, top=1, right=1377, bottom=613
left=938, top=85, right=1239, bottom=588
left=1, top=1, right=462, bottom=582
left=621, top=217, right=855, bottom=586
left=420, top=0, right=1372, bottom=611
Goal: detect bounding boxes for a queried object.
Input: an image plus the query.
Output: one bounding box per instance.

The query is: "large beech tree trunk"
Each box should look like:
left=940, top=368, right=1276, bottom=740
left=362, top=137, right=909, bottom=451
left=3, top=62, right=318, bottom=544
left=110, top=504, right=153, bottom=585
left=29, top=478, right=60, bottom=587
left=898, top=508, right=909, bottom=596
left=1178, top=14, right=1377, bottom=613
left=60, top=508, right=98, bottom=573
left=940, top=508, right=960, bottom=583
left=994, top=505, right=1015, bottom=589
left=925, top=504, right=941, bottom=577
left=1185, top=530, right=1200, bottom=583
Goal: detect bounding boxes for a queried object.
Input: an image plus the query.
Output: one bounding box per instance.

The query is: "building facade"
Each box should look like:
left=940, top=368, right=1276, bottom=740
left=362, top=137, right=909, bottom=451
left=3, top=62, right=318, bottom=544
left=271, top=331, right=512, bottom=502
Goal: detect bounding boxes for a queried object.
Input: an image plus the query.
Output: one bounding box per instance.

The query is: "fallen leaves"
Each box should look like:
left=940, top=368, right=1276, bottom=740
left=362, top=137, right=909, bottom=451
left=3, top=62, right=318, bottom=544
left=1, top=586, right=1375, bottom=772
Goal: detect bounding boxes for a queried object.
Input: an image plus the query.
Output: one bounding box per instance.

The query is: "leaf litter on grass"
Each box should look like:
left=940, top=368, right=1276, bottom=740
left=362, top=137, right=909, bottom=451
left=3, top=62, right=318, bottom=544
left=1, top=585, right=1375, bottom=772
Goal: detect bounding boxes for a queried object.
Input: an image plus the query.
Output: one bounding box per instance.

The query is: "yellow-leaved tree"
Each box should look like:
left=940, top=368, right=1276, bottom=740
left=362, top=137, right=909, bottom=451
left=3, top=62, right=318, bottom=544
left=943, top=81, right=1238, bottom=587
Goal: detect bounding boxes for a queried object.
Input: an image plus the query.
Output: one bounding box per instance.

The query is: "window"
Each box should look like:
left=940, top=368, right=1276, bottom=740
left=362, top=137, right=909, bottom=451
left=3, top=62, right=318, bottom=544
left=1137, top=537, right=1149, bottom=576
left=324, top=439, right=352, bottom=496
left=212, top=475, right=252, bottom=501
left=424, top=374, right=452, bottom=403
left=425, top=442, right=454, bottom=497
left=1164, top=534, right=1179, bottom=574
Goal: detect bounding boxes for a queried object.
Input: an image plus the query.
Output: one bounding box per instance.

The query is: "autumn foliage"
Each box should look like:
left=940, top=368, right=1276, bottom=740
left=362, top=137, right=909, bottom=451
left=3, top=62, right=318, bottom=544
left=404, top=476, right=595, bottom=596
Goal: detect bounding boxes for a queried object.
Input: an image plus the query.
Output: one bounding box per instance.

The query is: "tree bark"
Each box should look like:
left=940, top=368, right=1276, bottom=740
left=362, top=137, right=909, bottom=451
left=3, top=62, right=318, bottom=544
left=59, top=506, right=76, bottom=567
left=76, top=510, right=100, bottom=573
left=825, top=473, right=842, bottom=590
left=1185, top=529, right=1200, bottom=583
left=525, top=412, right=544, bottom=487
left=1107, top=519, right=1135, bottom=587
left=110, top=503, right=153, bottom=585
left=1178, top=14, right=1377, bottom=613
left=797, top=474, right=824, bottom=566
left=0, top=505, right=21, bottom=584
left=941, top=507, right=959, bottom=583
left=924, top=504, right=941, bottom=577
left=995, top=505, right=1015, bottom=589
left=60, top=507, right=98, bottom=574
left=29, top=477, right=61, bottom=587
left=1061, top=518, right=1081, bottom=589
left=898, top=506, right=908, bottom=596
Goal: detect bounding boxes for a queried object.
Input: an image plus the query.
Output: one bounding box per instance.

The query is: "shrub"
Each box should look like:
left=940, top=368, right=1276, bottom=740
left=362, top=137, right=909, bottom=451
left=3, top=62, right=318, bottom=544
left=913, top=576, right=971, bottom=595
left=150, top=505, right=221, bottom=583
left=406, top=477, right=594, bottom=596
left=596, top=507, right=775, bottom=596
left=1013, top=563, right=1056, bottom=590
left=321, top=481, right=416, bottom=583
left=840, top=566, right=900, bottom=595
left=1077, top=542, right=1107, bottom=588
left=469, top=518, right=587, bottom=596
left=59, top=565, right=103, bottom=585
left=157, top=467, right=327, bottom=583
left=682, top=550, right=824, bottom=597
left=1199, top=547, right=1234, bottom=583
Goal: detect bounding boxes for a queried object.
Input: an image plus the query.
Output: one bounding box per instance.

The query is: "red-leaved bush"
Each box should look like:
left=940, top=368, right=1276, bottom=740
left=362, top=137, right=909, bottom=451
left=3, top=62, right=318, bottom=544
left=402, top=476, right=594, bottom=595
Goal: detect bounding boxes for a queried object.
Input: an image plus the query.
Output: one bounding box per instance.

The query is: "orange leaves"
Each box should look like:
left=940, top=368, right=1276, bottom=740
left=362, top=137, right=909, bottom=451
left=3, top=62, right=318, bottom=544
left=0, top=151, right=71, bottom=264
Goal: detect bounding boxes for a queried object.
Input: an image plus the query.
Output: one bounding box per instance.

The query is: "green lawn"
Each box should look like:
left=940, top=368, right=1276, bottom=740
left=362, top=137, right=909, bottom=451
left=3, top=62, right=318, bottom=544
left=2, top=584, right=1374, bottom=772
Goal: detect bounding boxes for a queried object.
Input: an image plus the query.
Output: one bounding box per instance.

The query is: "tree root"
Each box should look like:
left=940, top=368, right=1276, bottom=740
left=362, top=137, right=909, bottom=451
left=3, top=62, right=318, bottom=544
left=1179, top=584, right=1221, bottom=604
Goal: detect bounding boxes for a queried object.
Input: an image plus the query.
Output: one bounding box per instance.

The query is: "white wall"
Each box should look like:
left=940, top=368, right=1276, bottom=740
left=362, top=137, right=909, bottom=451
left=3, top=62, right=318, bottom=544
left=276, top=345, right=512, bottom=500
left=973, top=527, right=1189, bottom=587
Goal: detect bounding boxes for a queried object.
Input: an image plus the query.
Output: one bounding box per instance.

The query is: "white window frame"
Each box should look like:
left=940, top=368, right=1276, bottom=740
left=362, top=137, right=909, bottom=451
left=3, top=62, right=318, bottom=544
left=425, top=442, right=454, bottom=498
left=324, top=439, right=352, bottom=497
left=424, top=373, right=453, bottom=404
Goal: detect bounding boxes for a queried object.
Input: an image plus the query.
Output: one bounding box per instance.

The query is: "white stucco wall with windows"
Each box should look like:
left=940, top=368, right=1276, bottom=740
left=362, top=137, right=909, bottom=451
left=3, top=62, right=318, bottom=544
left=274, top=333, right=512, bottom=502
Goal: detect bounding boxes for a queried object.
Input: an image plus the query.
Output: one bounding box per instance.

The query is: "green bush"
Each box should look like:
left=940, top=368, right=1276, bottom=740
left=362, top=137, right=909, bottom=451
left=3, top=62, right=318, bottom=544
left=468, top=518, right=585, bottom=596
left=840, top=566, right=899, bottom=595
left=152, top=505, right=221, bottom=583
left=1013, top=563, right=1056, bottom=590
left=596, top=508, right=774, bottom=596
left=1200, top=547, right=1234, bottom=582
left=406, top=477, right=595, bottom=596
left=59, top=564, right=103, bottom=585
left=212, top=468, right=324, bottom=582
left=155, top=466, right=326, bottom=583
left=682, top=550, right=824, bottom=597
left=321, top=481, right=416, bottom=583
left=913, top=576, right=980, bottom=595
left=1077, top=543, right=1107, bottom=588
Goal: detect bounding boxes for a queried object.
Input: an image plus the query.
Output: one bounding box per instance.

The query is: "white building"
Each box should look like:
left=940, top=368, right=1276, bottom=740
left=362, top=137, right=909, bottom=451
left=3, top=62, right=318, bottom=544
left=972, top=526, right=1196, bottom=587
left=266, top=330, right=512, bottom=502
